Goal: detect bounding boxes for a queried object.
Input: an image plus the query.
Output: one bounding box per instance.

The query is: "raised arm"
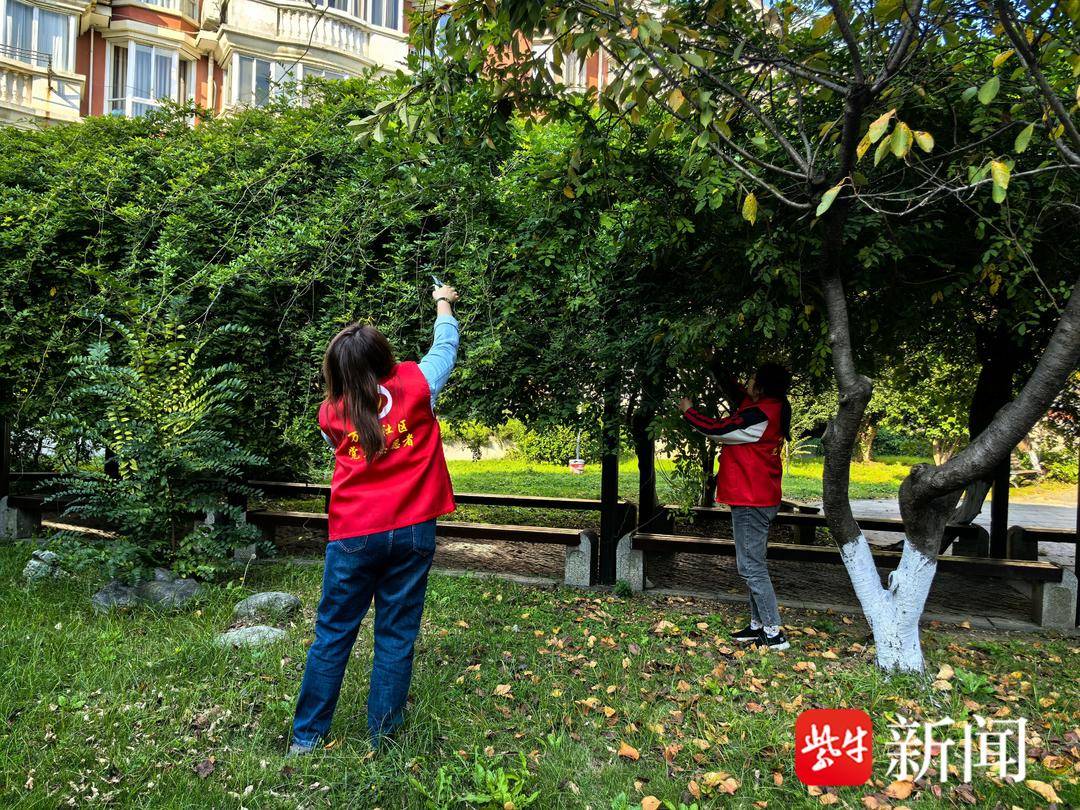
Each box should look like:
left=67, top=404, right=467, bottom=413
left=418, top=284, right=461, bottom=409
left=678, top=398, right=768, bottom=445
left=707, top=357, right=748, bottom=408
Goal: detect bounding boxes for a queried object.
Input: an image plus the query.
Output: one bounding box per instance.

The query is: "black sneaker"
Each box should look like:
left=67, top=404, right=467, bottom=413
left=753, top=629, right=790, bottom=651
left=731, top=624, right=760, bottom=643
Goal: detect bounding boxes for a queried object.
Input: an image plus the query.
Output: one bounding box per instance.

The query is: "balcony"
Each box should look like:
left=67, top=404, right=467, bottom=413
left=276, top=4, right=368, bottom=58
left=0, top=45, right=83, bottom=126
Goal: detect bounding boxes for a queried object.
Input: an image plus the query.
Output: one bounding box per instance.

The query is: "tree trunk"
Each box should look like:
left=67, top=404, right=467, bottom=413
left=699, top=445, right=715, bottom=507
left=857, top=422, right=877, bottom=463
left=838, top=533, right=938, bottom=671
left=631, top=418, right=658, bottom=529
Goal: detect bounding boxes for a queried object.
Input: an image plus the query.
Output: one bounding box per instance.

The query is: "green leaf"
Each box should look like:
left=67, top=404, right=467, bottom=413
left=816, top=181, right=843, bottom=216
left=742, top=192, right=758, bottom=225
left=992, top=183, right=1007, bottom=203
left=874, top=133, right=893, bottom=165
left=867, top=109, right=896, bottom=143
left=683, top=51, right=704, bottom=68
left=1014, top=122, right=1035, bottom=153
left=913, top=130, right=934, bottom=152
left=891, top=122, right=913, bottom=157
left=978, top=75, right=1000, bottom=105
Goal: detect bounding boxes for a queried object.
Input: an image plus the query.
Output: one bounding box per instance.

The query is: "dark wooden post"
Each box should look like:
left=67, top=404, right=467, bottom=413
left=1, top=415, right=9, bottom=502
left=598, top=392, right=621, bottom=586
left=989, top=458, right=1010, bottom=558
left=104, top=447, right=120, bottom=480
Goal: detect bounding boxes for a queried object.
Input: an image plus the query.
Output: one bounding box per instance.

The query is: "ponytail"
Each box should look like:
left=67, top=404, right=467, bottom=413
left=754, top=362, right=793, bottom=442
left=322, top=325, right=397, bottom=461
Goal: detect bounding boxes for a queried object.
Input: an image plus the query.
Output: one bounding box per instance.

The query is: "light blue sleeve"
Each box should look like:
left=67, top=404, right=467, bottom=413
left=417, top=314, right=460, bottom=408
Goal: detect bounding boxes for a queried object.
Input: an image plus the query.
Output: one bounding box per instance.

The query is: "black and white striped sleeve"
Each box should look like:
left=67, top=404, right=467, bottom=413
left=683, top=406, right=768, bottom=445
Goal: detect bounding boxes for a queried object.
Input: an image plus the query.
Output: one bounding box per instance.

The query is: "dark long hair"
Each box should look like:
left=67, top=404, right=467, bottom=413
left=322, top=324, right=397, bottom=461
left=755, top=362, right=793, bottom=441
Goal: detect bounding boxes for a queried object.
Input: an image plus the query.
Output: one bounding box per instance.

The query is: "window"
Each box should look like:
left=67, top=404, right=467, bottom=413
left=108, top=43, right=178, bottom=117
left=563, top=51, right=587, bottom=89
left=142, top=0, right=198, bottom=17
left=367, top=0, right=400, bottom=30
left=234, top=55, right=305, bottom=106
left=303, top=66, right=345, bottom=81
left=313, top=0, right=350, bottom=11
left=3, top=0, right=74, bottom=71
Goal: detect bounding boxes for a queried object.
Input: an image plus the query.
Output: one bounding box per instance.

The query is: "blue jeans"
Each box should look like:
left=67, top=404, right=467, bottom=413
left=292, top=519, right=436, bottom=747
left=731, top=505, right=782, bottom=628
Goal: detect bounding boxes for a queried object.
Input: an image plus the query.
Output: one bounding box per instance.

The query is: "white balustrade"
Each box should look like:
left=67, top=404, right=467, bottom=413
left=277, top=7, right=367, bottom=57
left=0, top=63, right=34, bottom=108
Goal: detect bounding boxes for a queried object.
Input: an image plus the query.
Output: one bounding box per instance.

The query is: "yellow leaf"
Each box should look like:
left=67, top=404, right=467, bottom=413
left=641, top=799, right=661, bottom=810
left=811, top=12, right=834, bottom=37
left=856, top=132, right=872, bottom=161
left=493, top=684, right=513, bottom=697
left=618, top=741, right=641, bottom=761
left=867, top=109, right=895, bottom=143
left=935, top=663, right=955, bottom=680
left=1025, top=780, right=1061, bottom=804
left=742, top=192, right=758, bottom=225
left=993, top=49, right=1014, bottom=68
left=990, top=159, right=1010, bottom=190
left=563, top=185, right=576, bottom=199
left=913, top=130, right=934, bottom=152
left=669, top=88, right=685, bottom=110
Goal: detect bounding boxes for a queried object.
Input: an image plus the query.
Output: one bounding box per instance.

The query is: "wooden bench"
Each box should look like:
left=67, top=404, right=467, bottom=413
left=246, top=510, right=585, bottom=545
left=622, top=531, right=1071, bottom=628
left=245, top=509, right=595, bottom=586
left=672, top=504, right=988, bottom=552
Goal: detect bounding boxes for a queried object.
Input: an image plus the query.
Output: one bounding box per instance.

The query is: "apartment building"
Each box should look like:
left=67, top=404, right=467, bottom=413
left=0, top=0, right=616, bottom=129
left=0, top=0, right=409, bottom=127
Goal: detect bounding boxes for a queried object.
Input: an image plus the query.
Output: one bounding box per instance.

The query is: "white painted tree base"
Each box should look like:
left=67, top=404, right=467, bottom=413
left=839, top=535, right=937, bottom=673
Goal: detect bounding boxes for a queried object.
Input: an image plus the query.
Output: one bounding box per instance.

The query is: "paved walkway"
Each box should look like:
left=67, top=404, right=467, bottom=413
left=839, top=498, right=1077, bottom=568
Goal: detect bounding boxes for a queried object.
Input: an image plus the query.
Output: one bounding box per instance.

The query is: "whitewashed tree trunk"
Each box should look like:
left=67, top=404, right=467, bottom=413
left=839, top=535, right=938, bottom=672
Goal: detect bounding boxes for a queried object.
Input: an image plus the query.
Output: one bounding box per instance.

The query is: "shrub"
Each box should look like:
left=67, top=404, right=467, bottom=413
left=49, top=318, right=265, bottom=583
left=442, top=419, right=493, bottom=461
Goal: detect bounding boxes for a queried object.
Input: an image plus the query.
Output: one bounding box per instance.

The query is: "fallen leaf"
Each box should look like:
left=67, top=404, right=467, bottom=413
left=936, top=663, right=955, bottom=680
left=819, top=795, right=839, bottom=805
left=194, top=757, right=216, bottom=779
left=618, top=742, right=640, bottom=761
left=641, top=797, right=661, bottom=810
left=884, top=780, right=913, bottom=799
left=1025, top=780, right=1061, bottom=804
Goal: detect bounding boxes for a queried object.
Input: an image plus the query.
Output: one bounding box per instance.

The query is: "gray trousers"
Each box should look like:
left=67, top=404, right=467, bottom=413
left=731, top=505, right=782, bottom=627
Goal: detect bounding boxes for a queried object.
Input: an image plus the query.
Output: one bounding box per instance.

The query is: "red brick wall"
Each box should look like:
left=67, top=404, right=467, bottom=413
left=75, top=29, right=108, bottom=117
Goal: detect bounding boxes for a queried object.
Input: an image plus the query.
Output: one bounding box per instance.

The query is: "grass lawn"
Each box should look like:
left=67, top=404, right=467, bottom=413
left=2, top=544, right=1078, bottom=808
left=445, top=456, right=924, bottom=505
left=445, top=456, right=1076, bottom=506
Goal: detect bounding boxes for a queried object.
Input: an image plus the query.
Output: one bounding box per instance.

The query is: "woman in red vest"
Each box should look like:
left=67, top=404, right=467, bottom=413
left=290, top=285, right=460, bottom=753
left=680, top=362, right=793, bottom=651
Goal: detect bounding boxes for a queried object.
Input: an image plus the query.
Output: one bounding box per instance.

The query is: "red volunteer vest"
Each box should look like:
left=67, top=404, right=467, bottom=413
left=715, top=395, right=785, bottom=508
left=318, top=361, right=456, bottom=540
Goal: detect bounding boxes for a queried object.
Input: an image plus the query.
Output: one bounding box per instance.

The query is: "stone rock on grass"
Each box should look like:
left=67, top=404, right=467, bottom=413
left=91, top=576, right=202, bottom=612
left=233, top=591, right=302, bottom=622
left=215, top=625, right=287, bottom=649
left=22, top=549, right=64, bottom=583
left=91, top=581, right=140, bottom=612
